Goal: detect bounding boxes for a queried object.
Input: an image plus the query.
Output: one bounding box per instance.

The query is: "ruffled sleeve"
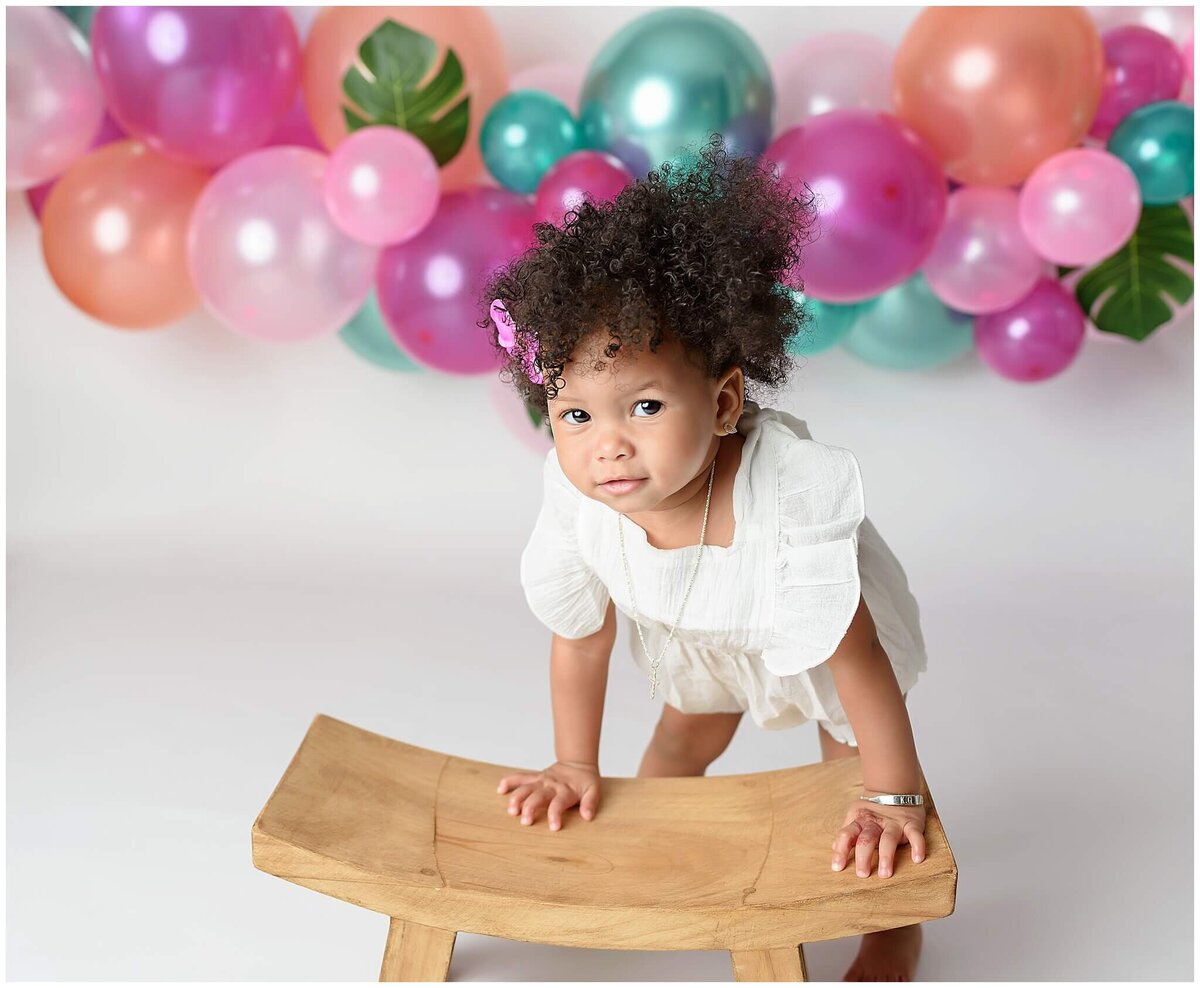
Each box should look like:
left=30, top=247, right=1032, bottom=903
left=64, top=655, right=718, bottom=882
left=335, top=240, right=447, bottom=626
left=760, top=431, right=866, bottom=677
left=519, top=448, right=610, bottom=639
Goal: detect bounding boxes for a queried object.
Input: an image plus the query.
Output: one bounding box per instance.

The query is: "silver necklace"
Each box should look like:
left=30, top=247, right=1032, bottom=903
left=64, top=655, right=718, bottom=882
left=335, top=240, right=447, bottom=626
left=617, top=425, right=734, bottom=699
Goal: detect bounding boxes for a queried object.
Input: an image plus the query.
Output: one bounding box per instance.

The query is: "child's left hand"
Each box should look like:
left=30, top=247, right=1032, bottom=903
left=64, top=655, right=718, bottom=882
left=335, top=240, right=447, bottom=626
left=831, top=792, right=926, bottom=879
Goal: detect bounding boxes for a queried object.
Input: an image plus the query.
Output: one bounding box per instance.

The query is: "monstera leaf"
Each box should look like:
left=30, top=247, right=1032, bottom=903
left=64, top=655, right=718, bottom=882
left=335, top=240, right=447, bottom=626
left=340, top=18, right=469, bottom=167
left=1057, top=203, right=1194, bottom=342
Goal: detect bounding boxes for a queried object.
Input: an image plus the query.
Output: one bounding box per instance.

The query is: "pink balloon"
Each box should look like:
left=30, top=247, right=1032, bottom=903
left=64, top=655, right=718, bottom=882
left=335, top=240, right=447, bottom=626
left=1091, top=27, right=1185, bottom=140
left=91, top=7, right=301, bottom=168
left=922, top=187, right=1042, bottom=314
left=975, top=277, right=1086, bottom=382
left=264, top=92, right=324, bottom=152
left=376, top=186, right=538, bottom=374
left=772, top=32, right=895, bottom=132
left=1018, top=148, right=1141, bottom=266
left=1087, top=6, right=1194, bottom=47
left=6, top=7, right=106, bottom=189
left=765, top=110, right=947, bottom=303
left=188, top=147, right=379, bottom=342
left=26, top=111, right=127, bottom=220
left=510, top=63, right=587, bottom=115
left=324, top=127, right=441, bottom=246
left=1184, top=33, right=1195, bottom=81
left=534, top=150, right=633, bottom=227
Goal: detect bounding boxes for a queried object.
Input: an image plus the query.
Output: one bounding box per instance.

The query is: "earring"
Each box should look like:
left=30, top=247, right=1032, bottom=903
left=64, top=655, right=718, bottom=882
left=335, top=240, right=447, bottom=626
left=725, top=422, right=736, bottom=433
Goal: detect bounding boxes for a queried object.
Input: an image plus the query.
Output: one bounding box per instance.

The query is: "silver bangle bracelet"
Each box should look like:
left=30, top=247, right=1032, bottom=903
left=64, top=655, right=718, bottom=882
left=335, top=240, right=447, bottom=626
left=860, top=793, right=924, bottom=806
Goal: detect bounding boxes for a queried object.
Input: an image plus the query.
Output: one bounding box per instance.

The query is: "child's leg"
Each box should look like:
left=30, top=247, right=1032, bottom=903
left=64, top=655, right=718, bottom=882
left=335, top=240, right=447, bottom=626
left=637, top=703, right=744, bottom=777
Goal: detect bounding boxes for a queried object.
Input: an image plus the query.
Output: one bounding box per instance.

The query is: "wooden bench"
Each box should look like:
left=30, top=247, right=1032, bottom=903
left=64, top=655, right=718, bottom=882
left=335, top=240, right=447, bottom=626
left=252, top=714, right=956, bottom=981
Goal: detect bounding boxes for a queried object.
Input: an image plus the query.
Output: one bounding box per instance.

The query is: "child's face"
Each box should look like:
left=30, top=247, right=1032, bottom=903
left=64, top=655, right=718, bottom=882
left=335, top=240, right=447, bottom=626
left=546, top=329, right=743, bottom=515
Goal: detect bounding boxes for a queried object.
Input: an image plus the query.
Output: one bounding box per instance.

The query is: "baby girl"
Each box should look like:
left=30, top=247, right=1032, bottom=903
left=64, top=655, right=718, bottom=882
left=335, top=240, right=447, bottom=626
left=482, top=135, right=930, bottom=981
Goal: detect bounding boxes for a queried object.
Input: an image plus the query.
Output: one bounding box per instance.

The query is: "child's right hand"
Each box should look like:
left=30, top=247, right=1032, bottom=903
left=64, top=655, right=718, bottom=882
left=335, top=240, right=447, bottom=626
left=496, top=760, right=602, bottom=831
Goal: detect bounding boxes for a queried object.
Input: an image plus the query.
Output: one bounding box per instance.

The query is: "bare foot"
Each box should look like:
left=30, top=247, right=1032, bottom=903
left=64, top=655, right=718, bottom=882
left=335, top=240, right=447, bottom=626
left=843, top=923, right=923, bottom=981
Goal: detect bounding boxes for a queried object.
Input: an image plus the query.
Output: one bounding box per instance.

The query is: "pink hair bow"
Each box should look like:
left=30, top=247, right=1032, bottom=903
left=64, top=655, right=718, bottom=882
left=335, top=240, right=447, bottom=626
left=490, top=298, right=543, bottom=385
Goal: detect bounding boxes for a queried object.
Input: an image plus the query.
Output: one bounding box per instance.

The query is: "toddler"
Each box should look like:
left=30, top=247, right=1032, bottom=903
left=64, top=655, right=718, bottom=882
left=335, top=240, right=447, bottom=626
left=482, top=135, right=930, bottom=981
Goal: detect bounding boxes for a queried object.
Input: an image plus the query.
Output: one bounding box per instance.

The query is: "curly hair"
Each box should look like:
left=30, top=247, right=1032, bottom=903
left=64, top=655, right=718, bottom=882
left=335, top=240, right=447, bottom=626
left=478, top=133, right=820, bottom=418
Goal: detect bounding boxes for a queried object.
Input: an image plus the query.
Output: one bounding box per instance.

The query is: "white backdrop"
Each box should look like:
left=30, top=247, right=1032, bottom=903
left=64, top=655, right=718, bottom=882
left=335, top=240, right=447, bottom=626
left=7, top=5, right=1194, bottom=981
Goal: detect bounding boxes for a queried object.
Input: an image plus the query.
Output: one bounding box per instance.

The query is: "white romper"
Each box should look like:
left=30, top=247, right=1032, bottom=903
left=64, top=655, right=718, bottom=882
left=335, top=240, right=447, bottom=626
left=519, top=399, right=928, bottom=746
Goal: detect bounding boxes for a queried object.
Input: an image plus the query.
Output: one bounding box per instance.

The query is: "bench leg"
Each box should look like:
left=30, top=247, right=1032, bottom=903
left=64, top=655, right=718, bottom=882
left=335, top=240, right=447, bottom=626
left=730, top=943, right=808, bottom=981
left=379, top=917, right=457, bottom=982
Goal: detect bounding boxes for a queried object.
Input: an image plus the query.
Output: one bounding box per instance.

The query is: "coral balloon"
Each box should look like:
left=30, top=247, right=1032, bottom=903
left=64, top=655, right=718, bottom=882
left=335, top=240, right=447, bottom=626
left=765, top=110, right=947, bottom=303
left=533, top=150, right=633, bottom=227
left=1091, top=27, right=1185, bottom=140
left=188, top=147, right=379, bottom=342
left=7, top=6, right=106, bottom=189
left=510, top=63, right=588, bottom=115
left=324, top=127, right=440, bottom=246
left=376, top=187, right=537, bottom=374
left=302, top=7, right=509, bottom=193
left=1017, top=148, right=1142, bottom=266
left=894, top=7, right=1105, bottom=186
left=975, top=277, right=1086, bottom=382
left=26, top=110, right=126, bottom=220
left=91, top=7, right=301, bottom=168
left=41, top=140, right=209, bottom=329
left=772, top=32, right=895, bottom=132
left=922, top=187, right=1042, bottom=315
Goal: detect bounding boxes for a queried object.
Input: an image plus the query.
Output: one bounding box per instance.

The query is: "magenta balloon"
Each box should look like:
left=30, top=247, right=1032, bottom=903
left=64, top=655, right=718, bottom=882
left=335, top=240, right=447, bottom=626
left=765, top=111, right=947, bottom=303
left=534, top=150, right=634, bottom=226
left=91, top=7, right=301, bottom=168
left=265, top=92, right=324, bottom=151
left=376, top=187, right=538, bottom=375
left=974, top=277, right=1086, bottom=382
left=26, top=111, right=127, bottom=220
left=922, top=187, right=1042, bottom=315
left=1017, top=148, right=1141, bottom=266
left=1091, top=27, right=1185, bottom=140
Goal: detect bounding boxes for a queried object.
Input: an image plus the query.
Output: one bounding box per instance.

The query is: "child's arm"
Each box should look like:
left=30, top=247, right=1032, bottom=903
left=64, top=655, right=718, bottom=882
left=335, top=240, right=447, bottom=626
left=550, top=599, right=617, bottom=769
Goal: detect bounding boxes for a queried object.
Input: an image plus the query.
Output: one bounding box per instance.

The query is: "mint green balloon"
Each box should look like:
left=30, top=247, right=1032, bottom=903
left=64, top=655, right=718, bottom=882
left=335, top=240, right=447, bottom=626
left=785, top=289, right=871, bottom=356
left=480, top=90, right=580, bottom=195
left=1107, top=100, right=1194, bottom=205
left=338, top=294, right=421, bottom=372
left=579, top=8, right=774, bottom=177
left=839, top=274, right=975, bottom=370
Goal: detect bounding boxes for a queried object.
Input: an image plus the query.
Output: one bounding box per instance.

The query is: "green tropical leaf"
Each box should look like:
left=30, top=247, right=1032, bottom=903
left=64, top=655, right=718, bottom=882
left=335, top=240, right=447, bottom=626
left=340, top=18, right=470, bottom=167
left=1058, top=204, right=1194, bottom=341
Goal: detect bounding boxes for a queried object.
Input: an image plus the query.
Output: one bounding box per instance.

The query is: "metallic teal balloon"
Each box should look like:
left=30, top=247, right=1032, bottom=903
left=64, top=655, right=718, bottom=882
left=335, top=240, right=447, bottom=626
left=579, top=8, right=774, bottom=178
left=480, top=90, right=580, bottom=195
left=56, top=6, right=96, bottom=39
left=839, top=273, right=975, bottom=370
left=338, top=294, right=421, bottom=372
left=785, top=289, right=871, bottom=356
left=1107, top=100, right=1194, bottom=205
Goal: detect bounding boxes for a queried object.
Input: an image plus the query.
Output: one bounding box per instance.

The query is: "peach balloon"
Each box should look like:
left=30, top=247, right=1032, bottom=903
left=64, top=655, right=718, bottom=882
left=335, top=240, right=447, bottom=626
left=893, top=7, right=1105, bottom=186
left=41, top=140, right=210, bottom=330
left=302, top=7, right=509, bottom=193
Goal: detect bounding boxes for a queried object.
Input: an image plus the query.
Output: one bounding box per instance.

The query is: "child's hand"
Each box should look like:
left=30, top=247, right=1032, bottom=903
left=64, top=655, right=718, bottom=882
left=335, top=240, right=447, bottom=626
left=831, top=793, right=927, bottom=879
left=497, top=760, right=602, bottom=832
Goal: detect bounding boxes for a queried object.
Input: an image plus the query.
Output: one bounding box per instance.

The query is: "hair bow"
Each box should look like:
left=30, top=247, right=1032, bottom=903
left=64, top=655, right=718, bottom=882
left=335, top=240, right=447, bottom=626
left=490, top=298, right=543, bottom=385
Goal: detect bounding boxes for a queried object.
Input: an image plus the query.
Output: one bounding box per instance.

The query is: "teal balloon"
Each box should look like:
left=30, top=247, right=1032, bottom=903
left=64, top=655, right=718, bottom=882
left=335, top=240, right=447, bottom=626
left=338, top=294, right=422, bottom=372
left=1107, top=100, right=1194, bottom=205
left=480, top=90, right=580, bottom=194
left=785, top=289, right=870, bottom=356
left=839, top=274, right=975, bottom=370
left=56, top=6, right=96, bottom=39
left=579, top=8, right=774, bottom=178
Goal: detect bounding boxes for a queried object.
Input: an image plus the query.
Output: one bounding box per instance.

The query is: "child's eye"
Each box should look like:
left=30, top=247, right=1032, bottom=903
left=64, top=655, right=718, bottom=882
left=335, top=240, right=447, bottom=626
left=558, top=400, right=663, bottom=425
left=633, top=399, right=663, bottom=417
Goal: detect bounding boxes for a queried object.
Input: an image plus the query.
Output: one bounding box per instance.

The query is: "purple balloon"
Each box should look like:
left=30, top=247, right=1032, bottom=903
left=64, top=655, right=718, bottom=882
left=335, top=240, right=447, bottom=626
left=376, top=187, right=538, bottom=375
left=1091, top=26, right=1185, bottom=141
left=765, top=110, right=947, bottom=303
left=974, top=277, right=1086, bottom=382
left=534, top=150, right=633, bottom=226
left=91, top=7, right=301, bottom=168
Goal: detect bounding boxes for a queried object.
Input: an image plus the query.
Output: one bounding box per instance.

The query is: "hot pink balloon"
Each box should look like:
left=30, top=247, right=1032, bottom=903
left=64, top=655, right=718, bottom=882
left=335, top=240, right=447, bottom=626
left=264, top=92, right=324, bottom=151
left=534, top=150, right=633, bottom=227
left=510, top=63, right=587, bottom=115
left=765, top=110, right=947, bottom=303
left=376, top=186, right=538, bottom=375
left=771, top=32, right=895, bottom=132
left=324, top=127, right=441, bottom=246
left=1018, top=148, right=1141, bottom=266
left=1087, top=6, right=1194, bottom=47
left=26, top=110, right=127, bottom=220
left=1091, top=26, right=1185, bottom=140
left=188, top=147, right=378, bottom=342
left=6, top=7, right=106, bottom=189
left=975, top=277, right=1086, bottom=382
left=922, top=187, right=1042, bottom=315
left=91, top=6, right=301, bottom=168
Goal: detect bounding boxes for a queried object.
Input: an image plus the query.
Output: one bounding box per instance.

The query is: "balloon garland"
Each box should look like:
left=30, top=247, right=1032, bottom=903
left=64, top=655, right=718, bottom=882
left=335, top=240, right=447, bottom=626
left=11, top=6, right=1195, bottom=420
